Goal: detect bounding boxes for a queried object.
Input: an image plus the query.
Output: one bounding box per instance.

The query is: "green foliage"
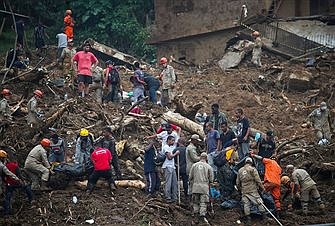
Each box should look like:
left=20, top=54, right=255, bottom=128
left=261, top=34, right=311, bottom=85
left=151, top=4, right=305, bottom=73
left=2, top=0, right=156, bottom=60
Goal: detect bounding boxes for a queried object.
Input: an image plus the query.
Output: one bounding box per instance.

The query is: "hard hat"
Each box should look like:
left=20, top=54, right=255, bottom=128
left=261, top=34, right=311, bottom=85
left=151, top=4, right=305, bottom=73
left=1, top=89, right=12, bottom=96
left=34, top=89, right=43, bottom=98
left=255, top=132, right=261, bottom=142
left=252, top=31, right=260, bottom=37
left=160, top=57, right=168, bottom=64
left=66, top=9, right=72, bottom=15
left=0, top=150, right=8, bottom=158
left=245, top=157, right=253, bottom=164
left=225, top=149, right=234, bottom=161
left=281, top=176, right=290, bottom=184
left=40, top=138, right=51, bottom=147
left=80, top=128, right=89, bottom=137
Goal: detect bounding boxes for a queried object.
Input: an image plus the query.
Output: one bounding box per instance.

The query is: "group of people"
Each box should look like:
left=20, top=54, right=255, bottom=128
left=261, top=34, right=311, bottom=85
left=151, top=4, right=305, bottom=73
left=141, top=103, right=327, bottom=223
left=0, top=125, right=121, bottom=215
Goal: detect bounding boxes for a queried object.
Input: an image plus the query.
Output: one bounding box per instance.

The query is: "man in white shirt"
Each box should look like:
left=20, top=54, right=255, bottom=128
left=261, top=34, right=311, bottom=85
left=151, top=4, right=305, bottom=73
left=145, top=124, right=179, bottom=149
left=162, top=135, right=180, bottom=202
left=56, top=30, right=68, bottom=64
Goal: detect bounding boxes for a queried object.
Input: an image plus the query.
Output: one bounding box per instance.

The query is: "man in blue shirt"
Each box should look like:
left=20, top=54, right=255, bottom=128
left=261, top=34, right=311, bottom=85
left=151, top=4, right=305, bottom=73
left=205, top=122, right=220, bottom=178
left=130, top=62, right=145, bottom=103
left=143, top=72, right=160, bottom=104
left=144, top=140, right=161, bottom=197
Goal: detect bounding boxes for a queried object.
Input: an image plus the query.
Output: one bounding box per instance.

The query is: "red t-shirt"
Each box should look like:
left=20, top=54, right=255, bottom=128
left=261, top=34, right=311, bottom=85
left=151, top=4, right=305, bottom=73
left=156, top=124, right=179, bottom=134
left=91, top=148, right=112, bottom=171
left=72, top=51, right=98, bottom=76
left=5, top=162, right=19, bottom=186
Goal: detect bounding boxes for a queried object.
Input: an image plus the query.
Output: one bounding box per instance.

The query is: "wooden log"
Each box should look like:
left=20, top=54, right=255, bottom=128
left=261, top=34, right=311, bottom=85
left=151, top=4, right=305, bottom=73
left=277, top=148, right=308, bottom=161
left=115, top=180, right=145, bottom=189
left=163, top=111, right=264, bottom=139
left=275, top=135, right=306, bottom=154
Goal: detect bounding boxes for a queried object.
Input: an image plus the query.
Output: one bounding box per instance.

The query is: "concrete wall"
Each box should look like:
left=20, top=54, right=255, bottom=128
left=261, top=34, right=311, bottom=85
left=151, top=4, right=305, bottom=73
left=152, top=0, right=262, bottom=42
left=276, top=0, right=311, bottom=18
left=156, top=27, right=240, bottom=65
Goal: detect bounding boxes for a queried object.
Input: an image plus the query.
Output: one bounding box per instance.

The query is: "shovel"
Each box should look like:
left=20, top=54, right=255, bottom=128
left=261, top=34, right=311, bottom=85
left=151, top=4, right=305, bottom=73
left=257, top=198, right=283, bottom=226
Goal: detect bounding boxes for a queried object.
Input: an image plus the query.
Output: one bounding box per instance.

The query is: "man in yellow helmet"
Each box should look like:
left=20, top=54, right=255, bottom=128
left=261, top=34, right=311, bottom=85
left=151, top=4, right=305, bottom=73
left=0, top=150, right=21, bottom=195
left=75, top=129, right=94, bottom=165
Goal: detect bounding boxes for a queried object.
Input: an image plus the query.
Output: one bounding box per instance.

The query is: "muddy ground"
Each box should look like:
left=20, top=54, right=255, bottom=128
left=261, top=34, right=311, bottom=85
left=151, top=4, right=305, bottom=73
left=0, top=48, right=334, bottom=226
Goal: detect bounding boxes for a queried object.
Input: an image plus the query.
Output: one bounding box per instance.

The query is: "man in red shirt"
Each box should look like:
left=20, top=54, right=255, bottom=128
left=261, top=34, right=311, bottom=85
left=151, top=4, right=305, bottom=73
left=86, top=147, right=116, bottom=194
left=72, top=42, right=98, bottom=97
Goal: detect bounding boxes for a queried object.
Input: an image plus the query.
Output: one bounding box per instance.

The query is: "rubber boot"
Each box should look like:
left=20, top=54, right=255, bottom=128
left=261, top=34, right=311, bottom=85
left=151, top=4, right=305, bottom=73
left=86, top=183, right=94, bottom=194
left=40, top=181, right=51, bottom=191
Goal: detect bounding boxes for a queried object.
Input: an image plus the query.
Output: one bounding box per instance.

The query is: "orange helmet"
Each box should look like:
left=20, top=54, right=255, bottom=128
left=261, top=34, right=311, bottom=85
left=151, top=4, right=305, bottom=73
left=0, top=150, right=8, bottom=158
left=66, top=9, right=72, bottom=15
left=160, top=57, right=168, bottom=64
left=40, top=138, right=51, bottom=147
left=1, top=89, right=11, bottom=96
left=252, top=31, right=260, bottom=37
left=34, top=89, right=43, bottom=98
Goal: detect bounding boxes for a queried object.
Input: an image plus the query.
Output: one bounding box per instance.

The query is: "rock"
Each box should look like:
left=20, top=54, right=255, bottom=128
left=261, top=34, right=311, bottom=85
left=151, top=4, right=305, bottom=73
left=288, top=71, right=312, bottom=91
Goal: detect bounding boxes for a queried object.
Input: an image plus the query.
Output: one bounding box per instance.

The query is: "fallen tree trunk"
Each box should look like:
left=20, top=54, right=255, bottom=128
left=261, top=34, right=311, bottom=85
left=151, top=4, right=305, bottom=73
left=163, top=111, right=264, bottom=139
left=277, top=148, right=308, bottom=161
left=163, top=111, right=205, bottom=138
left=75, top=179, right=145, bottom=189
left=275, top=135, right=306, bottom=154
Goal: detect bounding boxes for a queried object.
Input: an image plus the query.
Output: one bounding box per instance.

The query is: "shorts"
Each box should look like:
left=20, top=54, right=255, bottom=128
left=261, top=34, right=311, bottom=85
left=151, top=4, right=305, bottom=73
left=78, top=74, right=92, bottom=85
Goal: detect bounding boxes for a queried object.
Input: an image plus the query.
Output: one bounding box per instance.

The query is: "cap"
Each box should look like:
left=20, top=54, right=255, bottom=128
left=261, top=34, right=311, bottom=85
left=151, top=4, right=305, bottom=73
left=320, top=102, right=327, bottom=110
left=200, top=152, right=208, bottom=158
left=266, top=130, right=274, bottom=137
left=190, top=134, right=202, bottom=142
left=245, top=157, right=253, bottom=164
left=104, top=126, right=112, bottom=133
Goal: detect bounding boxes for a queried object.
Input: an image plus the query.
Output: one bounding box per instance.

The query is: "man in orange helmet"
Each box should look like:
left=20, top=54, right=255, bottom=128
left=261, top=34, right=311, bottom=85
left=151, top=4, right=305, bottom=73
left=24, top=139, right=52, bottom=191
left=64, top=9, right=75, bottom=40
left=0, top=89, right=12, bottom=120
left=27, top=89, right=44, bottom=126
left=159, top=57, right=176, bottom=107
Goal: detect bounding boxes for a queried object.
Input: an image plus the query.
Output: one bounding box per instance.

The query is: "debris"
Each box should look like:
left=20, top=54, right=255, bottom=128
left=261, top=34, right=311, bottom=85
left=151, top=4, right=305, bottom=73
left=288, top=71, right=312, bottom=92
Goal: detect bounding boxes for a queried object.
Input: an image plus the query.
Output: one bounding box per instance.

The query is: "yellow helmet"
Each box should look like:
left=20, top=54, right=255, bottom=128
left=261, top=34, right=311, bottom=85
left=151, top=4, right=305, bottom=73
left=225, top=148, right=234, bottom=161
left=80, top=128, right=89, bottom=137
left=0, top=150, right=8, bottom=158
left=281, top=176, right=290, bottom=184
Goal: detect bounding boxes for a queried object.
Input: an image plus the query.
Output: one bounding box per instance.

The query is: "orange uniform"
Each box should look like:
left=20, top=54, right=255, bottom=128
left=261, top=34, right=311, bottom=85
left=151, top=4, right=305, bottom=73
left=64, top=15, right=74, bottom=40
left=263, top=158, right=282, bottom=211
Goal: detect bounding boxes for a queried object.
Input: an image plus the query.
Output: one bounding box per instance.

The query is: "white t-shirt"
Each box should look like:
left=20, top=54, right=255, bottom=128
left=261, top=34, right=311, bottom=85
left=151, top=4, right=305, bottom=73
left=157, top=131, right=179, bottom=149
left=56, top=33, right=68, bottom=48
left=162, top=144, right=175, bottom=169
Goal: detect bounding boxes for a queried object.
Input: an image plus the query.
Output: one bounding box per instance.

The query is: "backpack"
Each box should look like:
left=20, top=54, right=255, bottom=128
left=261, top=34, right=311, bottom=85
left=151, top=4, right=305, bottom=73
left=213, top=151, right=227, bottom=167
left=108, top=68, right=120, bottom=84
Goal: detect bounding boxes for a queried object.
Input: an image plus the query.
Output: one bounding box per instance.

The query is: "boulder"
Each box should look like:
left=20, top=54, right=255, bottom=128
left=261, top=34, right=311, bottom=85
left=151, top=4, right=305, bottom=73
left=288, top=71, right=312, bottom=91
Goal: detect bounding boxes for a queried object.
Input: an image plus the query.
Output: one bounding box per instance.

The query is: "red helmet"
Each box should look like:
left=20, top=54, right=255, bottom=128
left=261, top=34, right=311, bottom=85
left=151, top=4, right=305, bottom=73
left=40, top=138, right=51, bottom=147
left=1, top=89, right=11, bottom=96
left=160, top=57, right=168, bottom=64
left=34, top=90, right=43, bottom=98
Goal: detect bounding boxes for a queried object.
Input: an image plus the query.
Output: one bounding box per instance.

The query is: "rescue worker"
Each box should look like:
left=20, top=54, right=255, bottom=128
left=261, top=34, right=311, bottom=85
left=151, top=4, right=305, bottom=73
left=75, top=128, right=94, bottom=165
left=86, top=147, right=116, bottom=194
left=236, top=157, right=267, bottom=223
left=308, top=101, right=332, bottom=143
left=91, top=66, right=104, bottom=103
left=204, top=103, right=228, bottom=134
left=252, top=153, right=282, bottom=215
left=251, top=31, right=262, bottom=67
left=27, top=89, right=43, bottom=126
left=0, top=150, right=21, bottom=195
left=48, top=127, right=66, bottom=163
left=0, top=89, right=12, bottom=120
left=130, top=61, right=145, bottom=103
left=72, top=42, right=98, bottom=97
left=189, top=152, right=214, bottom=222
left=286, top=165, right=325, bottom=214
left=60, top=39, right=76, bottom=85
left=104, top=60, right=121, bottom=103
left=159, top=57, right=176, bottom=107
left=186, top=134, right=202, bottom=175
left=280, top=176, right=299, bottom=211
left=217, top=147, right=238, bottom=202
left=24, top=138, right=51, bottom=191
left=3, top=151, right=34, bottom=215
left=64, top=9, right=74, bottom=40
left=95, top=127, right=121, bottom=179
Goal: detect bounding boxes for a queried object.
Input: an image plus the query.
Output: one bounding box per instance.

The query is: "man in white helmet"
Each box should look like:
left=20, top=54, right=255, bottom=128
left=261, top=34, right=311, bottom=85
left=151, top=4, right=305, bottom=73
left=308, top=101, right=332, bottom=143
left=236, top=157, right=267, bottom=223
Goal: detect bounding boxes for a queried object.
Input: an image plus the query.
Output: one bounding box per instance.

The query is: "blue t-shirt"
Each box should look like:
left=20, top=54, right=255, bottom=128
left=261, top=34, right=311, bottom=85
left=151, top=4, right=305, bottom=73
left=207, top=130, right=220, bottom=153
